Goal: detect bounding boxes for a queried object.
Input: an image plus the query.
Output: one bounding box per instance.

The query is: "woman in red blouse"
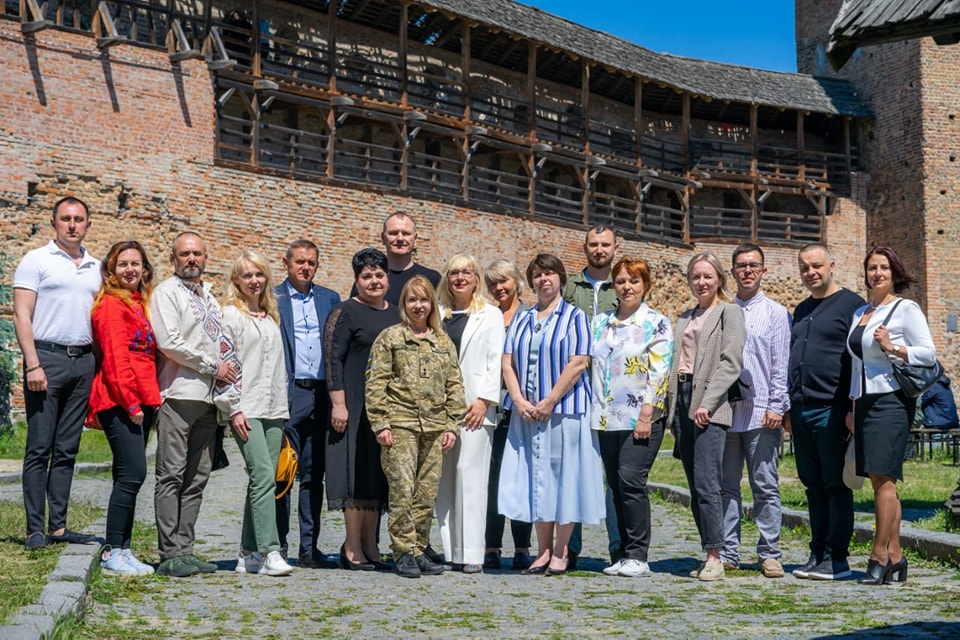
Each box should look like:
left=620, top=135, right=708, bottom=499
left=87, top=241, right=161, bottom=576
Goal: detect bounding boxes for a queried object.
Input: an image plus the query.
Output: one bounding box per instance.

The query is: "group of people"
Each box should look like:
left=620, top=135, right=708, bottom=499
left=13, top=199, right=935, bottom=586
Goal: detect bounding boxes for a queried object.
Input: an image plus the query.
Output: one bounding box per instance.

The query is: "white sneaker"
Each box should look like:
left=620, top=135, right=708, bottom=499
left=260, top=550, right=294, bottom=576
left=236, top=550, right=264, bottom=574
left=617, top=559, right=651, bottom=577
left=120, top=549, right=155, bottom=575
left=603, top=559, right=626, bottom=576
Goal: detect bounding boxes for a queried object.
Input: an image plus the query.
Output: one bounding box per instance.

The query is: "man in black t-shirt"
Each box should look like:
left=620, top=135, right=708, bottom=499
left=787, top=243, right=865, bottom=581
left=352, top=212, right=441, bottom=306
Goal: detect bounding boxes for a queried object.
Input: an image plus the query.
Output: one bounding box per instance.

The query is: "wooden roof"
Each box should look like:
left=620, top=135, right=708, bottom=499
left=828, top=0, right=960, bottom=69
left=313, top=0, right=870, bottom=118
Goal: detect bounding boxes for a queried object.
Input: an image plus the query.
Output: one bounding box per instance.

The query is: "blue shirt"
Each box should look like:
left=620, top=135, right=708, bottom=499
left=505, top=298, right=591, bottom=415
left=287, top=282, right=323, bottom=380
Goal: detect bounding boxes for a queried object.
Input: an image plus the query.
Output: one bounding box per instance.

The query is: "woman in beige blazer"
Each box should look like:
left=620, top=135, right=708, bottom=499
left=436, top=254, right=505, bottom=573
left=666, top=252, right=746, bottom=582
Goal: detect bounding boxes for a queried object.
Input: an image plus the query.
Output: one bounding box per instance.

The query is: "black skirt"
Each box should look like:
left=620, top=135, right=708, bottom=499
left=854, top=390, right=916, bottom=481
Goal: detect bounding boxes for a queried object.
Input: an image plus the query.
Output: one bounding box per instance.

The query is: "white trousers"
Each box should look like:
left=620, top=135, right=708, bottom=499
left=436, top=424, right=494, bottom=565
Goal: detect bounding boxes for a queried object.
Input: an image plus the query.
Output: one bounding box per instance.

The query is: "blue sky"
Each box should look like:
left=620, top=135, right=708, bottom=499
left=524, top=1, right=798, bottom=73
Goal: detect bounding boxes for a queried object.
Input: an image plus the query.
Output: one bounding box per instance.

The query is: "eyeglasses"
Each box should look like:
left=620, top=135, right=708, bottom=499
left=734, top=262, right=763, bottom=272
left=448, top=269, right=474, bottom=278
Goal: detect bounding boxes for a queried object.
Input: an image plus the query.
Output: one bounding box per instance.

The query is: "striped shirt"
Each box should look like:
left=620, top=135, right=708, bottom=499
left=504, top=298, right=591, bottom=415
left=730, top=291, right=792, bottom=433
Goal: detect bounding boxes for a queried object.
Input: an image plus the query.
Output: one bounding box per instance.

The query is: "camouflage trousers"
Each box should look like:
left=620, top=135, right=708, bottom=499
left=381, top=426, right=445, bottom=557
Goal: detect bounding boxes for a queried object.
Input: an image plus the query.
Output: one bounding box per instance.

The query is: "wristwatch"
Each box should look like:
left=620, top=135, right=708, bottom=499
left=889, top=344, right=901, bottom=356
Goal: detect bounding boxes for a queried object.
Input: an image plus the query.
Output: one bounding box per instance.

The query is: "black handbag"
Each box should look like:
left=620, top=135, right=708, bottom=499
left=881, top=300, right=944, bottom=398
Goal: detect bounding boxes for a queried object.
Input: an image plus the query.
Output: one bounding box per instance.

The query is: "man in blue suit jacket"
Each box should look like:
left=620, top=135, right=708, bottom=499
left=275, top=239, right=341, bottom=568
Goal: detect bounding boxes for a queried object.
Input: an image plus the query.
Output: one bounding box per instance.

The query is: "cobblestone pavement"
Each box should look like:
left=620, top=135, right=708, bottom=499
left=23, top=438, right=960, bottom=639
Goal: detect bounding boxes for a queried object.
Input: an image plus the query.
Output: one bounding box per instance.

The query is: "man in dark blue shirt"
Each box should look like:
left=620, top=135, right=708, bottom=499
left=786, top=243, right=864, bottom=581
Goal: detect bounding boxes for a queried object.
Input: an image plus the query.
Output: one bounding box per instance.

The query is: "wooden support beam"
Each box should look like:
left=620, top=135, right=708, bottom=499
left=527, top=43, right=537, bottom=142
left=203, top=26, right=237, bottom=71
left=251, top=0, right=263, bottom=78
left=681, top=93, right=691, bottom=170
left=582, top=61, right=591, bottom=155
left=635, top=78, right=644, bottom=168
left=326, top=107, right=337, bottom=179
left=20, top=0, right=53, bottom=34
left=750, top=104, right=758, bottom=175
left=399, top=2, right=409, bottom=108
left=328, top=0, right=339, bottom=93
left=797, top=111, right=806, bottom=182
left=92, top=2, right=126, bottom=49
left=462, top=20, right=472, bottom=121
left=168, top=18, right=202, bottom=63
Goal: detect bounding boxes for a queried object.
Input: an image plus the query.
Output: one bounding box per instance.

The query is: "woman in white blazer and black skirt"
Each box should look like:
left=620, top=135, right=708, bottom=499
left=436, top=254, right=505, bottom=573
left=846, top=246, right=936, bottom=585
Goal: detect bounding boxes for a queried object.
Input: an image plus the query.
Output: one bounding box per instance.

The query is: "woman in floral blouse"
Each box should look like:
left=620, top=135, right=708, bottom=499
left=591, top=257, right=673, bottom=578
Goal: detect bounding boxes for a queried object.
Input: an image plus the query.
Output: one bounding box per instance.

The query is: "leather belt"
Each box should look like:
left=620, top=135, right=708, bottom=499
left=294, top=378, right=323, bottom=390
left=35, top=340, right=92, bottom=357
left=677, top=373, right=690, bottom=383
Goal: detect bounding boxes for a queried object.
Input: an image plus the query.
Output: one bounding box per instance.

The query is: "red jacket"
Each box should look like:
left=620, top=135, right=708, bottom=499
left=87, top=292, right=161, bottom=423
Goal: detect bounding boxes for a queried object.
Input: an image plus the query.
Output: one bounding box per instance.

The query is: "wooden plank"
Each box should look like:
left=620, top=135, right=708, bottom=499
left=797, top=111, right=805, bottom=182
left=399, top=2, right=408, bottom=108
left=462, top=20, right=472, bottom=121
left=582, top=61, right=591, bottom=154
left=252, top=0, right=261, bottom=77
left=635, top=78, right=643, bottom=168
left=750, top=104, right=758, bottom=175
left=527, top=43, right=537, bottom=141
left=681, top=93, right=690, bottom=170
left=328, top=0, right=338, bottom=93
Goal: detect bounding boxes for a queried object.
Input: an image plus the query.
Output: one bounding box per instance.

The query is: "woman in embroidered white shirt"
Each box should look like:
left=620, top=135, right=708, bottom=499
left=215, top=250, right=292, bottom=577
left=845, top=246, right=936, bottom=585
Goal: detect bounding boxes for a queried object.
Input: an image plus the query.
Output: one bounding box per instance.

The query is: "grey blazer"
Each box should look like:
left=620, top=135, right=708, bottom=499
left=666, top=302, right=746, bottom=428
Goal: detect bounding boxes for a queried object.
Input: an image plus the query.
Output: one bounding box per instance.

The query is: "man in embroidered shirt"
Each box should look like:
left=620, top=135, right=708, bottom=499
left=787, top=243, right=864, bottom=581
left=721, top=243, right=791, bottom=578
left=562, top=224, right=620, bottom=568
left=13, top=197, right=101, bottom=550
left=150, top=232, right=237, bottom=577
left=275, top=239, right=340, bottom=568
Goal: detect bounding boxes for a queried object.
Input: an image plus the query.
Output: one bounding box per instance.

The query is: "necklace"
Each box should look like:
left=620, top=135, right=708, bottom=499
left=868, top=296, right=895, bottom=310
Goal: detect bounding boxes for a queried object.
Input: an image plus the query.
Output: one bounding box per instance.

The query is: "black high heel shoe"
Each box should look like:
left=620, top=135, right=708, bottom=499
left=339, top=545, right=375, bottom=571
left=885, top=557, right=908, bottom=584
left=858, top=558, right=891, bottom=585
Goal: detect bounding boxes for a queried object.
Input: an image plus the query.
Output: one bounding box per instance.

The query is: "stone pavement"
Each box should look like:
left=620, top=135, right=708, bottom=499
left=9, top=436, right=960, bottom=639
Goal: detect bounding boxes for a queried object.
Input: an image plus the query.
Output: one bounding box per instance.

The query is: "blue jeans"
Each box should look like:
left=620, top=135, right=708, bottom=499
left=720, top=428, right=782, bottom=564
left=791, top=402, right=853, bottom=561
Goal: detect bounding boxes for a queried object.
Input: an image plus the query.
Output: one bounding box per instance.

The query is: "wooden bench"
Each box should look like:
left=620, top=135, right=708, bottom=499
left=908, top=428, right=960, bottom=465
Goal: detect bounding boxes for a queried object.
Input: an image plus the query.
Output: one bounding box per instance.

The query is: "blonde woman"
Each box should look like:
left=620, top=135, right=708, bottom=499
left=215, top=250, right=292, bottom=577
left=367, top=276, right=467, bottom=579
left=436, top=255, right=505, bottom=574
left=666, top=252, right=745, bottom=582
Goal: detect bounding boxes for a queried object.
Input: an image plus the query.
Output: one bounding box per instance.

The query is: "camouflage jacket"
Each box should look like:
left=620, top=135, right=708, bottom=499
left=366, top=324, right=466, bottom=434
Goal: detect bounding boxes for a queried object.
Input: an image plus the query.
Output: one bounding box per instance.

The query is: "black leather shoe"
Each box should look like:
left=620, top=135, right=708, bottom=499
left=423, top=545, right=445, bottom=565
left=483, top=550, right=502, bottom=570
left=395, top=552, right=421, bottom=579
left=858, top=558, right=891, bottom=585
left=512, top=551, right=533, bottom=571
left=299, top=552, right=338, bottom=569
left=46, top=529, right=97, bottom=545
left=521, top=563, right=548, bottom=575
left=24, top=532, right=46, bottom=551
left=885, top=557, right=908, bottom=584
left=415, top=553, right=446, bottom=575
left=339, top=545, right=375, bottom=571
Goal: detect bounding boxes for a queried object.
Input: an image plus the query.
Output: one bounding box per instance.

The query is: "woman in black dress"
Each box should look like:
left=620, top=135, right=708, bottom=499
left=324, top=248, right=399, bottom=570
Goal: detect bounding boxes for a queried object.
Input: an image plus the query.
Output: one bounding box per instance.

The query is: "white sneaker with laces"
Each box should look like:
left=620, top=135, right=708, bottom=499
left=261, top=550, right=294, bottom=576
left=236, top=550, right=264, bottom=574
left=602, top=559, right=626, bottom=576
left=121, top=549, right=155, bottom=575
left=617, top=559, right=651, bottom=577
left=101, top=546, right=144, bottom=577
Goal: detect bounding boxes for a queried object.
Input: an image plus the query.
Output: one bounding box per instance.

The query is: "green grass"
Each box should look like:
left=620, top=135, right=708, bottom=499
left=0, top=421, right=116, bottom=465
left=653, top=431, right=960, bottom=532
left=0, top=499, right=102, bottom=625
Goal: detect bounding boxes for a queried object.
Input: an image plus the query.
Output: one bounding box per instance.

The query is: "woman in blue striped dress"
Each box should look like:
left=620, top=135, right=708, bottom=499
left=498, top=253, right=605, bottom=576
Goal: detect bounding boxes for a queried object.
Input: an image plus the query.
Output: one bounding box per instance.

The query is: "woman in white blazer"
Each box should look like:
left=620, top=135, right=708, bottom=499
left=846, top=246, right=936, bottom=585
left=436, top=254, right=505, bottom=573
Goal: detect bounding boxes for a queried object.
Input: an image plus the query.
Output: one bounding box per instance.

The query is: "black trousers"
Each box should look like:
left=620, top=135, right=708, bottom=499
left=22, top=348, right=94, bottom=534
left=598, top=420, right=664, bottom=562
left=277, top=382, right=330, bottom=558
left=101, top=406, right=153, bottom=549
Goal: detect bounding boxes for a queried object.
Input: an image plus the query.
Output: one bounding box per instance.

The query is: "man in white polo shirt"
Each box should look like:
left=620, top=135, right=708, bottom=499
left=13, top=197, right=101, bottom=550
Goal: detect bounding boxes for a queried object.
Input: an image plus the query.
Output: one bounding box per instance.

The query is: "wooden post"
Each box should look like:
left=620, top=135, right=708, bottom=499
left=252, top=0, right=261, bottom=77
left=328, top=0, right=338, bottom=92
left=527, top=43, right=537, bottom=141
left=326, top=107, right=336, bottom=179
left=462, top=20, right=472, bottom=121
left=635, top=78, right=643, bottom=168
left=582, top=61, right=591, bottom=154
left=797, top=111, right=806, bottom=182
left=681, top=93, right=690, bottom=171
left=399, top=2, right=408, bottom=108
left=750, top=104, right=758, bottom=175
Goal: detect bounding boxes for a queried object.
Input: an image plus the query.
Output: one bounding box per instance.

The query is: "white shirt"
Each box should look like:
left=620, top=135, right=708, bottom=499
left=13, top=241, right=101, bottom=345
